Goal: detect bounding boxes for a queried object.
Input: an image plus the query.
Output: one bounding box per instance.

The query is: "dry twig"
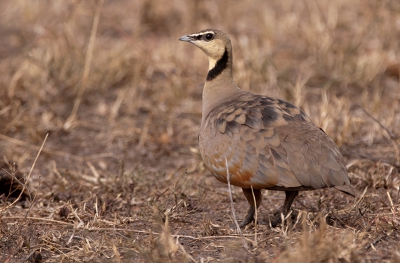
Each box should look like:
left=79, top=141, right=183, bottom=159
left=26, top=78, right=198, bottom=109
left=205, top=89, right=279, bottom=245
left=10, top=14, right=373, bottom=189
left=225, top=157, right=249, bottom=250
left=64, top=0, right=105, bottom=130
left=250, top=185, right=258, bottom=248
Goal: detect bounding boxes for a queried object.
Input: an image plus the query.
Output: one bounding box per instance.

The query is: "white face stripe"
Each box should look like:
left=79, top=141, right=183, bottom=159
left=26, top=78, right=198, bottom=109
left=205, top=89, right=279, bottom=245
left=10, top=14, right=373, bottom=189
left=189, top=31, right=215, bottom=38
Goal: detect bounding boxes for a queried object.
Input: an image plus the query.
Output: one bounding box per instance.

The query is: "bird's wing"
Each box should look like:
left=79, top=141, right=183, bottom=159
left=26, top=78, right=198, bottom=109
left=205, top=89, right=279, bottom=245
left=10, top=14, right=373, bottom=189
left=200, top=93, right=354, bottom=195
left=277, top=121, right=354, bottom=194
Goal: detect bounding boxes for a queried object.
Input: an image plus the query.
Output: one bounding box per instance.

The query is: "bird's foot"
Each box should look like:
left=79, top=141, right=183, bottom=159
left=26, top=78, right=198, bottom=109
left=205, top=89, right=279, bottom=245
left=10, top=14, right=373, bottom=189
left=238, top=217, right=253, bottom=229
left=228, top=216, right=254, bottom=230
left=235, top=210, right=298, bottom=229
left=264, top=210, right=299, bottom=228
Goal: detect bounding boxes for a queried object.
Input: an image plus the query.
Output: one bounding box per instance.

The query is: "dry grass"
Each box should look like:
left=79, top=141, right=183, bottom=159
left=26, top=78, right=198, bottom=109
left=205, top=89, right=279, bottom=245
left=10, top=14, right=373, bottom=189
left=1, top=0, right=400, bottom=262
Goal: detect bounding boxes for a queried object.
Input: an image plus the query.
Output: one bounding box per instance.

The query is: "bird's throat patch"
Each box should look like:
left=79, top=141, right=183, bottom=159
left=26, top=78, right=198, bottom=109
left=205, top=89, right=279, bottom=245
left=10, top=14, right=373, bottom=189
left=207, top=49, right=228, bottom=81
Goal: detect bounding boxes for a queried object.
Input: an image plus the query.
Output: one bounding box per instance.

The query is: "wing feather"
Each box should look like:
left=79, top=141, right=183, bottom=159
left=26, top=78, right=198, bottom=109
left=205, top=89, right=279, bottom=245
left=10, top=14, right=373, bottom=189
left=199, top=93, right=354, bottom=194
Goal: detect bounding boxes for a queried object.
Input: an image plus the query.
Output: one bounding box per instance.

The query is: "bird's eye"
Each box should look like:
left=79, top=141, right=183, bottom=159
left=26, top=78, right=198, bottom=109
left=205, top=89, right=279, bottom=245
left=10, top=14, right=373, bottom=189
left=204, top=33, right=214, bottom=41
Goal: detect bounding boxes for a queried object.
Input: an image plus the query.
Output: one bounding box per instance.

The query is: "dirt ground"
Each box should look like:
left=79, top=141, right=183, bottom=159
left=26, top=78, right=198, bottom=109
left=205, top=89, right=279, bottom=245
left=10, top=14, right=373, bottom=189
left=1, top=0, right=400, bottom=262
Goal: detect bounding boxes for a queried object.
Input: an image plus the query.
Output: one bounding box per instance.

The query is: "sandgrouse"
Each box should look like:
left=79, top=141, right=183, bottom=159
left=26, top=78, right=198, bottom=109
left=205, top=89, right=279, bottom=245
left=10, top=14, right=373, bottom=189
left=179, top=29, right=356, bottom=228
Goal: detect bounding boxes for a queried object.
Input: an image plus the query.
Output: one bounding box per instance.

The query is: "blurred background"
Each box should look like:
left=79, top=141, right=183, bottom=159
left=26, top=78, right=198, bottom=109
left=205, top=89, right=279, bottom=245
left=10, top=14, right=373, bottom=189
left=0, top=0, right=400, bottom=261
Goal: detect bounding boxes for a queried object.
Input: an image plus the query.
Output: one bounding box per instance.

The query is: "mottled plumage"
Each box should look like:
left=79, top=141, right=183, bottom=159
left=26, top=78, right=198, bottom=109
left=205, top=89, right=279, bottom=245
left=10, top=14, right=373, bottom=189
left=179, top=29, right=356, bottom=228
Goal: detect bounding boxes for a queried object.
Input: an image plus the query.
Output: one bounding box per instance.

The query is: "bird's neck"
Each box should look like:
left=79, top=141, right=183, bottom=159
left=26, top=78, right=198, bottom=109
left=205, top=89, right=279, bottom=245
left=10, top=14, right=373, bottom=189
left=202, top=48, right=244, bottom=122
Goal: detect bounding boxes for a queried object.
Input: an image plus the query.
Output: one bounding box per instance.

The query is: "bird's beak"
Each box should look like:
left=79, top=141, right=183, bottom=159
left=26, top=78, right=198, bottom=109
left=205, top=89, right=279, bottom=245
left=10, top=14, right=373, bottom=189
left=179, top=35, right=193, bottom=42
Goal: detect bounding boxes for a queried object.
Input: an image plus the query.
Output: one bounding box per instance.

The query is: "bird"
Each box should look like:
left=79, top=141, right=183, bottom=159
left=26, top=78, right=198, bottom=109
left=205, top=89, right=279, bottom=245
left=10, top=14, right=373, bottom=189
left=179, top=29, right=356, bottom=228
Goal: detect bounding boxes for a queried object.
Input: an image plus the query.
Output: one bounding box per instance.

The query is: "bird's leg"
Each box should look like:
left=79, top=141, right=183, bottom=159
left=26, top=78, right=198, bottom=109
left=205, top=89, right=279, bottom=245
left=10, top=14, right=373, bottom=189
left=282, top=191, right=298, bottom=214
left=239, top=188, right=261, bottom=228
left=270, top=191, right=298, bottom=227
